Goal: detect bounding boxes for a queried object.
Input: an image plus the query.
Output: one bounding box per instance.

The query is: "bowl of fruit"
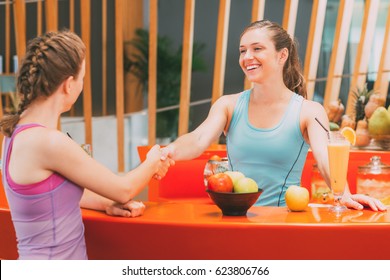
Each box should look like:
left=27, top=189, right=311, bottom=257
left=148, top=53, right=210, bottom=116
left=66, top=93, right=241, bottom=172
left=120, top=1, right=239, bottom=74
left=205, top=169, right=263, bottom=216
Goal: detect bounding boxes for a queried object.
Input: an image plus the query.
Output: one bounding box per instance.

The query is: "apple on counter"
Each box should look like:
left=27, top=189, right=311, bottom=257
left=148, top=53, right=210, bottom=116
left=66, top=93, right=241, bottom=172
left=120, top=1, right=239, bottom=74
left=285, top=185, right=310, bottom=211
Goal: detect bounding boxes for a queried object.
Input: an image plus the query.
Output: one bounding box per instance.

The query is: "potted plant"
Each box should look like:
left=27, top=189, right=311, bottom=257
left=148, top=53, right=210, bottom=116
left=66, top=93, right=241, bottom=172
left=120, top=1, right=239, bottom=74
left=124, top=28, right=207, bottom=140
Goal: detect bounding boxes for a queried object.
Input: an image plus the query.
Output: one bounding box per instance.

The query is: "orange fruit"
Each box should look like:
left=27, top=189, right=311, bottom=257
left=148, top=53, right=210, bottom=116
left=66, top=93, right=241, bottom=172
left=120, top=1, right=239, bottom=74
left=209, top=155, right=221, bottom=161
left=340, top=127, right=356, bottom=145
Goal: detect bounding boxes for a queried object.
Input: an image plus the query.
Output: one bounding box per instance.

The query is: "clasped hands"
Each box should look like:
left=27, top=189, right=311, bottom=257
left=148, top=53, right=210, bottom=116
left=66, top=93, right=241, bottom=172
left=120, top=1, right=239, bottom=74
left=146, top=145, right=175, bottom=181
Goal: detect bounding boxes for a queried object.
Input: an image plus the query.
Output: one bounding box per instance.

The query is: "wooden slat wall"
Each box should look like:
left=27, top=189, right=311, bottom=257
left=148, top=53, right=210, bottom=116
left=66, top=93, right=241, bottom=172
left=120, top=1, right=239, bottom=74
left=282, top=0, right=299, bottom=37
left=211, top=0, right=231, bottom=105
left=2, top=0, right=390, bottom=172
left=244, top=0, right=265, bottom=90
left=323, top=0, right=355, bottom=108
left=345, top=0, right=380, bottom=115
left=373, top=3, right=390, bottom=104
left=148, top=0, right=158, bottom=145
left=303, top=0, right=327, bottom=100
left=80, top=0, right=93, bottom=145
left=178, top=0, right=196, bottom=136
left=115, top=0, right=125, bottom=172
left=45, top=0, right=58, bottom=32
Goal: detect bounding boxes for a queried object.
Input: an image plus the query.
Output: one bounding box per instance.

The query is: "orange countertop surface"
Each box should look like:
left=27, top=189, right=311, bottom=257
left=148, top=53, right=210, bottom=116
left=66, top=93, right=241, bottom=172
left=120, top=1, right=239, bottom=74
left=1, top=193, right=390, bottom=260
left=1, top=147, right=390, bottom=260
left=84, top=200, right=390, bottom=260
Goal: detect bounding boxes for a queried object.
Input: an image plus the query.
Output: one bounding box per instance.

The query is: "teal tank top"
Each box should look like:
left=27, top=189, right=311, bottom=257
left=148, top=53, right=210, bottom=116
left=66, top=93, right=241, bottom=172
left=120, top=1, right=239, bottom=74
left=226, top=90, right=309, bottom=206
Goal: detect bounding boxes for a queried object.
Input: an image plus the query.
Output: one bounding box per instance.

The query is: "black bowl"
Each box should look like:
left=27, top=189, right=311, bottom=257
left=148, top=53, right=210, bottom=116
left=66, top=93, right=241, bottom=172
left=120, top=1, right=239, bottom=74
left=206, top=189, right=263, bottom=216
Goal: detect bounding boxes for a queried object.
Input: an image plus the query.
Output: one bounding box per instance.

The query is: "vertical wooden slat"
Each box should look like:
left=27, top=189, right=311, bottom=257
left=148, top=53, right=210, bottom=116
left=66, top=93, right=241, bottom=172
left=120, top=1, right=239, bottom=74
left=69, top=0, right=75, bottom=116
left=244, top=0, right=265, bottom=90
left=282, top=0, right=299, bottom=37
left=80, top=0, right=93, bottom=145
left=102, top=0, right=107, bottom=116
left=251, top=0, right=265, bottom=21
left=5, top=0, right=11, bottom=73
left=178, top=0, right=196, bottom=136
left=115, top=0, right=125, bottom=172
left=346, top=0, right=380, bottom=115
left=374, top=4, right=390, bottom=102
left=45, top=0, right=58, bottom=32
left=323, top=0, right=354, bottom=108
left=13, top=0, right=26, bottom=63
left=211, top=0, right=231, bottom=105
left=148, top=0, right=158, bottom=145
left=123, top=0, right=144, bottom=113
left=303, top=0, right=327, bottom=100
left=69, top=0, right=75, bottom=32
left=37, top=0, right=42, bottom=35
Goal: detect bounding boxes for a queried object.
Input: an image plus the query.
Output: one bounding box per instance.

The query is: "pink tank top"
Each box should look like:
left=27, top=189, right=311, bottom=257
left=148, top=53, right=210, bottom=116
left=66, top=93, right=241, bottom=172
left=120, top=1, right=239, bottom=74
left=2, top=124, right=87, bottom=259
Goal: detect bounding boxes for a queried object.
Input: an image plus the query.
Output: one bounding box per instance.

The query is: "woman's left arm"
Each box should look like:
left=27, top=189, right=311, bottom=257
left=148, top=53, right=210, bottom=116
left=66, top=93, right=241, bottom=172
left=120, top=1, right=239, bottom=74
left=80, top=189, right=145, bottom=217
left=302, top=100, right=386, bottom=212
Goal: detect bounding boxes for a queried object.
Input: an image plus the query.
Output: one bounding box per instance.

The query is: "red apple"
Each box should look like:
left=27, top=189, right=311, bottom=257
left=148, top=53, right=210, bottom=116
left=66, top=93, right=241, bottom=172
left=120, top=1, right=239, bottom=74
left=207, top=173, right=233, bottom=192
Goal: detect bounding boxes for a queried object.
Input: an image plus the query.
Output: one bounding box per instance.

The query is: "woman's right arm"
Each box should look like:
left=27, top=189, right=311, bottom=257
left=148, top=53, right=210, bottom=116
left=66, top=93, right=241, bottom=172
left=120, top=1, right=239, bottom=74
left=40, top=133, right=170, bottom=204
left=164, top=94, right=234, bottom=161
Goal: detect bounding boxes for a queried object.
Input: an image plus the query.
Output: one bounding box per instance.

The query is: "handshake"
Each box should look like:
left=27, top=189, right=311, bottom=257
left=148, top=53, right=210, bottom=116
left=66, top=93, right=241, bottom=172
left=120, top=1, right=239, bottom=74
left=145, top=144, right=175, bottom=180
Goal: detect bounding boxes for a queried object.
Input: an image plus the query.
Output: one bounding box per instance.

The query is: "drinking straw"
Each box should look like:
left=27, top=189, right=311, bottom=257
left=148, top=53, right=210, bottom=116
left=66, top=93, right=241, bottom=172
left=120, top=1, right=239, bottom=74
left=315, top=118, right=330, bottom=140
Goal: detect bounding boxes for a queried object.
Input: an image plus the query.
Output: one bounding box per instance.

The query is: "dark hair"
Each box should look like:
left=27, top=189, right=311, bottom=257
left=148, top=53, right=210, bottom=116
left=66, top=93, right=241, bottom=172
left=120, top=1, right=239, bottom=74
left=0, top=30, right=86, bottom=137
left=241, top=20, right=307, bottom=98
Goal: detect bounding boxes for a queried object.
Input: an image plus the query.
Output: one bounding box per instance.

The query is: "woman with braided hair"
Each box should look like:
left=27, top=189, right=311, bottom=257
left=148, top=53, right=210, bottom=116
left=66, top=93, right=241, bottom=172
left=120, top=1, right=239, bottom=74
left=0, top=30, right=173, bottom=259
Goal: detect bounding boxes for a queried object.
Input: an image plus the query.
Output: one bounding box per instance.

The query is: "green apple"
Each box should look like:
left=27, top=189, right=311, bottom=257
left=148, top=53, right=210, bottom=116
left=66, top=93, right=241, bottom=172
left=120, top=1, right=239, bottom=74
left=234, top=177, right=258, bottom=193
left=224, top=171, right=245, bottom=186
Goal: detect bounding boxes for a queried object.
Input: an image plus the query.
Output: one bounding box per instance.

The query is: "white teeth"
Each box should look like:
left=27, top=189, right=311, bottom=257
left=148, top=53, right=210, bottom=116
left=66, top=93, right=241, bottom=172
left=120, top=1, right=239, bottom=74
left=246, top=65, right=259, bottom=70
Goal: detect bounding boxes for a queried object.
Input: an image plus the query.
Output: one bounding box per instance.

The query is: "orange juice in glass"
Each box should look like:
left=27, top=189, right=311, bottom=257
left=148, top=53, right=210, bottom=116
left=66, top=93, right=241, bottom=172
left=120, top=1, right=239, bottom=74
left=327, top=131, right=350, bottom=213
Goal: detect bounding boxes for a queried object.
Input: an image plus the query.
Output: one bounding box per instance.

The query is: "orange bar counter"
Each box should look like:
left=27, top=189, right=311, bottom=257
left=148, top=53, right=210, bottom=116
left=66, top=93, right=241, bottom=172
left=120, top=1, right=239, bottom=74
left=1, top=194, right=390, bottom=260
left=83, top=201, right=390, bottom=260
left=1, top=147, right=389, bottom=260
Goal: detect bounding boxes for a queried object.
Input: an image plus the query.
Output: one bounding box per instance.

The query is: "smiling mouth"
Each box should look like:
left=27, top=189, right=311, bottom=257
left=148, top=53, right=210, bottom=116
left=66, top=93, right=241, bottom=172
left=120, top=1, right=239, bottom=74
left=246, top=65, right=260, bottom=71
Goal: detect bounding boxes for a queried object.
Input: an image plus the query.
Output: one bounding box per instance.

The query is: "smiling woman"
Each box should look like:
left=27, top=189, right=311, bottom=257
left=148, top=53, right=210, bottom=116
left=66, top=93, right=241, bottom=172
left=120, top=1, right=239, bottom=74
left=161, top=19, right=386, bottom=213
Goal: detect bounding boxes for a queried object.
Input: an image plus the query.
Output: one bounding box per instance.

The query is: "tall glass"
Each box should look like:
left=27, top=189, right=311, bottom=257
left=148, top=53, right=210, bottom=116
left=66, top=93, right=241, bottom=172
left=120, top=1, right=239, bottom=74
left=327, top=131, right=350, bottom=213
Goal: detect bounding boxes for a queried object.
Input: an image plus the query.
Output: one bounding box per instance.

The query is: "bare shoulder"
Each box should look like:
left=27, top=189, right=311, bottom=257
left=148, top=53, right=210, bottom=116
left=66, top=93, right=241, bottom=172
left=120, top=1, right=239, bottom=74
left=211, top=92, right=242, bottom=114
left=301, top=99, right=326, bottom=118
left=16, top=126, right=72, bottom=155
